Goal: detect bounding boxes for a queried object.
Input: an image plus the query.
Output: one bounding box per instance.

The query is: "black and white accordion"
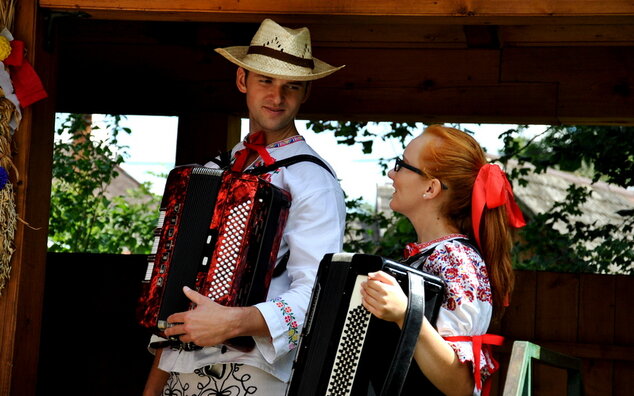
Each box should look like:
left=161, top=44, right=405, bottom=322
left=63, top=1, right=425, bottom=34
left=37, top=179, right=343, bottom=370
left=287, top=253, right=444, bottom=396
left=137, top=165, right=291, bottom=347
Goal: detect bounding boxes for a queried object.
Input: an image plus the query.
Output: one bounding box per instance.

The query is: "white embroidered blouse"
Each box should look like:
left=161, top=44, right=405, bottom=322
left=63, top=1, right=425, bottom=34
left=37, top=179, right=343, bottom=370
left=410, top=234, right=498, bottom=395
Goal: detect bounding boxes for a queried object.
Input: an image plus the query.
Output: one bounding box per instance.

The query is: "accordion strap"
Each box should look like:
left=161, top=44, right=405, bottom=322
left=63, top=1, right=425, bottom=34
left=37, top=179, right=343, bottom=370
left=208, top=151, right=335, bottom=178
left=380, top=271, right=426, bottom=396
left=247, top=154, right=335, bottom=178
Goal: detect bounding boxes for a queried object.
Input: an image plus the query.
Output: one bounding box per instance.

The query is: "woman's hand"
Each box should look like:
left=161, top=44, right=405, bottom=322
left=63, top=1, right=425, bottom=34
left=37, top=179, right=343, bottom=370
left=360, top=271, right=408, bottom=327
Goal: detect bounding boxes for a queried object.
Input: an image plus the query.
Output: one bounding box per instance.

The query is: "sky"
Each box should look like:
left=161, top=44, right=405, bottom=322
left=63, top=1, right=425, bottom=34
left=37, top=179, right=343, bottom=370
left=58, top=114, right=546, bottom=204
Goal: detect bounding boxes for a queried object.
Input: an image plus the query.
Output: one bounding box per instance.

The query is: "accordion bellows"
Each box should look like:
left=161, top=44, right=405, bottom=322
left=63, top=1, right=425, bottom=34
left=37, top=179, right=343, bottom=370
left=137, top=165, right=291, bottom=336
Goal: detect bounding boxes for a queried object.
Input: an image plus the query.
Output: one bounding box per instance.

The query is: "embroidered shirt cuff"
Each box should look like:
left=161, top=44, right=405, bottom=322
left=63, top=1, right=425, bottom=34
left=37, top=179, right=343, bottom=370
left=254, top=298, right=300, bottom=363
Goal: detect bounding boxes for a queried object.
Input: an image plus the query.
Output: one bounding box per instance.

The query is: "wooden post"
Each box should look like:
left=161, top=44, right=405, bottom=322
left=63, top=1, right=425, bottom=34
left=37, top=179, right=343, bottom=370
left=0, top=2, right=56, bottom=395
left=175, top=112, right=241, bottom=166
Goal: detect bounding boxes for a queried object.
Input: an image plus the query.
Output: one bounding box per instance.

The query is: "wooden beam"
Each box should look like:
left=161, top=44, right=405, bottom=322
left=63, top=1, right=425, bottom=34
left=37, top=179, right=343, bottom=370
left=38, top=0, right=634, bottom=21
left=51, top=17, right=634, bottom=50
left=175, top=113, right=240, bottom=166
left=500, top=24, right=634, bottom=46
left=501, top=47, right=634, bottom=124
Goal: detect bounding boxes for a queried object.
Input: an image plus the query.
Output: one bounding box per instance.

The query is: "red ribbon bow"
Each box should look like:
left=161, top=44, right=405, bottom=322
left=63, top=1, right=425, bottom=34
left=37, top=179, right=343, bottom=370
left=4, top=40, right=48, bottom=108
left=471, top=164, right=526, bottom=249
left=403, top=242, right=422, bottom=259
left=230, top=131, right=275, bottom=172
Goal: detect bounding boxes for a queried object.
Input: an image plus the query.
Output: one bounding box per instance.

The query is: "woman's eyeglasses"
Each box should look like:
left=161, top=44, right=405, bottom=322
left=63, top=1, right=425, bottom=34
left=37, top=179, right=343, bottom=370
left=394, top=157, right=448, bottom=190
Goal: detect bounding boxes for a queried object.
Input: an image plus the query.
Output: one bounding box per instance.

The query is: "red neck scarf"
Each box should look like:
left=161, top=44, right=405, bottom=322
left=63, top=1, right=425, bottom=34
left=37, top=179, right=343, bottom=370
left=471, top=164, right=526, bottom=248
left=231, top=131, right=276, bottom=172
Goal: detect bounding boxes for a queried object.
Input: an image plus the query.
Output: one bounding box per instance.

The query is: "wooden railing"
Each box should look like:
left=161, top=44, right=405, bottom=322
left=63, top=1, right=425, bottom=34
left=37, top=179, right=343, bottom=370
left=37, top=255, right=634, bottom=396
left=490, top=270, right=634, bottom=396
left=503, top=341, right=583, bottom=396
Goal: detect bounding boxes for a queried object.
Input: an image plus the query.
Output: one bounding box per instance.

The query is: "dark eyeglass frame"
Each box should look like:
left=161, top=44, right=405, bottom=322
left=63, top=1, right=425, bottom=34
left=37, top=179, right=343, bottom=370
left=394, top=157, right=449, bottom=190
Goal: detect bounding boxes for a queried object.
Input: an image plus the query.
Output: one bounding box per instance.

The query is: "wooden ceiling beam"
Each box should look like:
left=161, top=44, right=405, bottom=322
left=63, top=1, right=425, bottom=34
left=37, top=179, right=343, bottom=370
left=40, top=0, right=634, bottom=24
left=50, top=17, right=634, bottom=56
left=500, top=25, right=634, bottom=46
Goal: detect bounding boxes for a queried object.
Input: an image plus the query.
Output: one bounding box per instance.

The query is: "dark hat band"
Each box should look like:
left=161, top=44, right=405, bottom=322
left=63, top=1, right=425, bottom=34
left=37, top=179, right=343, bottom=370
left=247, top=45, right=315, bottom=70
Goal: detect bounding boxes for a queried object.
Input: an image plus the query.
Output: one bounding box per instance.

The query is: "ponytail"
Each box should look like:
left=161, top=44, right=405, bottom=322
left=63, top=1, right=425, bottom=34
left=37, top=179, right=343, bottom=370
left=419, top=125, right=525, bottom=317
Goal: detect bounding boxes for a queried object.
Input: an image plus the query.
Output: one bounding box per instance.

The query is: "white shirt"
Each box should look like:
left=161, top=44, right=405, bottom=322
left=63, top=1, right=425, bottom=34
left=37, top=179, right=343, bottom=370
left=156, top=136, right=346, bottom=382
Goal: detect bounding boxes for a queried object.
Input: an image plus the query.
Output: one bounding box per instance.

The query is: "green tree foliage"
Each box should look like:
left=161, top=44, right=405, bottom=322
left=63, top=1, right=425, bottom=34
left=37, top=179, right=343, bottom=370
left=307, top=121, right=420, bottom=256
left=498, top=125, right=634, bottom=274
left=48, top=114, right=160, bottom=254
left=308, top=121, right=634, bottom=274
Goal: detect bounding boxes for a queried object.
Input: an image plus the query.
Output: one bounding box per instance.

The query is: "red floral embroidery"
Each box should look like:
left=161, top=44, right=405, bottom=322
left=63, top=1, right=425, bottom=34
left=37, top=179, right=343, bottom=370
left=420, top=238, right=492, bottom=311
left=446, top=297, right=457, bottom=311
left=445, top=267, right=459, bottom=280
left=272, top=297, right=299, bottom=350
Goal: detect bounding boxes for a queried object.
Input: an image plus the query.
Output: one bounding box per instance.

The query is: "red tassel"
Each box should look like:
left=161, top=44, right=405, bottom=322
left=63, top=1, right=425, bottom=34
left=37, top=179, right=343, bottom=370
left=4, top=40, right=24, bottom=66
left=9, top=60, right=48, bottom=108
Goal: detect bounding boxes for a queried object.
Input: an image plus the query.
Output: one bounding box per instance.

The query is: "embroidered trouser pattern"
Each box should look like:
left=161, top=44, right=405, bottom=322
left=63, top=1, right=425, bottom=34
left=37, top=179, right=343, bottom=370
left=163, top=363, right=286, bottom=396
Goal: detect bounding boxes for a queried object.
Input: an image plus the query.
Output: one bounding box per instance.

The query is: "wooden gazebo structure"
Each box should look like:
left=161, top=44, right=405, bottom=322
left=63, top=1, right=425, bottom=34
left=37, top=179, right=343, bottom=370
left=2, top=1, right=634, bottom=395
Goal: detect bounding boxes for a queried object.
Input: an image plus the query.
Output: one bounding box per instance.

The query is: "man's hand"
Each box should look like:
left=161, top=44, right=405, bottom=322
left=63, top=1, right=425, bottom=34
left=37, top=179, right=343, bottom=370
left=163, top=286, right=269, bottom=346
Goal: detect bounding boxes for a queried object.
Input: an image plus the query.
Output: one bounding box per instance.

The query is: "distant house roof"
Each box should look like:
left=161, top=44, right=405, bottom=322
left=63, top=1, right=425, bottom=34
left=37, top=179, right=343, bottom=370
left=104, top=165, right=156, bottom=206
left=506, top=161, right=634, bottom=230
left=375, top=161, right=634, bottom=233
left=104, top=165, right=142, bottom=200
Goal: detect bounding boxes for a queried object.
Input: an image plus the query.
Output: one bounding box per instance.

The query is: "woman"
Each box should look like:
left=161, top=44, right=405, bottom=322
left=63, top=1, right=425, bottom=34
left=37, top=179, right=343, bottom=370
left=360, top=125, right=525, bottom=396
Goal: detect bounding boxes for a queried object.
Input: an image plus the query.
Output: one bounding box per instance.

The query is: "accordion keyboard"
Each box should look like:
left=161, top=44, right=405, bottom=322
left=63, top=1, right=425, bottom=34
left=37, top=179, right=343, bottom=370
left=326, top=276, right=372, bottom=396
left=207, top=199, right=251, bottom=300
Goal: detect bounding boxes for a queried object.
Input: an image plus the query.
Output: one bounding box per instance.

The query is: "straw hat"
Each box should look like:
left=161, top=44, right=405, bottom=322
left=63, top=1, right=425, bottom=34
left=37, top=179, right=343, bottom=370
left=215, top=19, right=344, bottom=81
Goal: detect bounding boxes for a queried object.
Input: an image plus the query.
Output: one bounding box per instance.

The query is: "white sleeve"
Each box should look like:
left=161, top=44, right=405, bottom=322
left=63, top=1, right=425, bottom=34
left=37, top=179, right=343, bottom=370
left=253, top=185, right=345, bottom=363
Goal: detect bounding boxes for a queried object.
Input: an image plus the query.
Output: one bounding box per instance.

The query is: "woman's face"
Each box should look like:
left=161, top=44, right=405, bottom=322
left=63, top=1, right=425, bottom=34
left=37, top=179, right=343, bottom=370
left=388, top=134, right=431, bottom=218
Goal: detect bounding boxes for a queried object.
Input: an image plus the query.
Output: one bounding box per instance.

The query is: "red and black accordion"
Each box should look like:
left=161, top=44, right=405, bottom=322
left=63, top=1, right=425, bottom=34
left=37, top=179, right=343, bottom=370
left=287, top=253, right=444, bottom=396
left=137, top=165, right=291, bottom=341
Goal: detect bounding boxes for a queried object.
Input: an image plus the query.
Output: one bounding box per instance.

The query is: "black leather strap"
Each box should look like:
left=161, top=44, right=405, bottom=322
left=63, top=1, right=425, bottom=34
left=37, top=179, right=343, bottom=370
left=380, top=271, right=426, bottom=396
left=272, top=251, right=290, bottom=278
left=207, top=150, right=232, bottom=169
left=149, top=338, right=203, bottom=351
left=247, top=154, right=335, bottom=178
left=208, top=151, right=335, bottom=179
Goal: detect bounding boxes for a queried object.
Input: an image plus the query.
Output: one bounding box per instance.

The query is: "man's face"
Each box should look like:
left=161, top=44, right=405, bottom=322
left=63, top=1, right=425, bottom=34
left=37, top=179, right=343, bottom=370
left=236, top=68, right=310, bottom=134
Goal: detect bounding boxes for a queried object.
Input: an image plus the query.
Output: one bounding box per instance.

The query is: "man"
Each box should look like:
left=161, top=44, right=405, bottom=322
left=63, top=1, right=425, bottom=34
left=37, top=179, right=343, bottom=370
left=143, top=18, right=346, bottom=395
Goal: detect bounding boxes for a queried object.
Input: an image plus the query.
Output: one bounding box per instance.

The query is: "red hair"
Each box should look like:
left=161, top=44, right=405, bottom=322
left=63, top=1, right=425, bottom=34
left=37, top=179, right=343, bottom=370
left=418, top=125, right=514, bottom=316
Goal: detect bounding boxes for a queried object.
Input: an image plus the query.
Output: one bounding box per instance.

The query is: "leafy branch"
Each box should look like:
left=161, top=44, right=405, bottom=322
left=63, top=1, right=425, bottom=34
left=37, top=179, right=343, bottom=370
left=48, top=114, right=160, bottom=254
left=309, top=120, right=634, bottom=275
